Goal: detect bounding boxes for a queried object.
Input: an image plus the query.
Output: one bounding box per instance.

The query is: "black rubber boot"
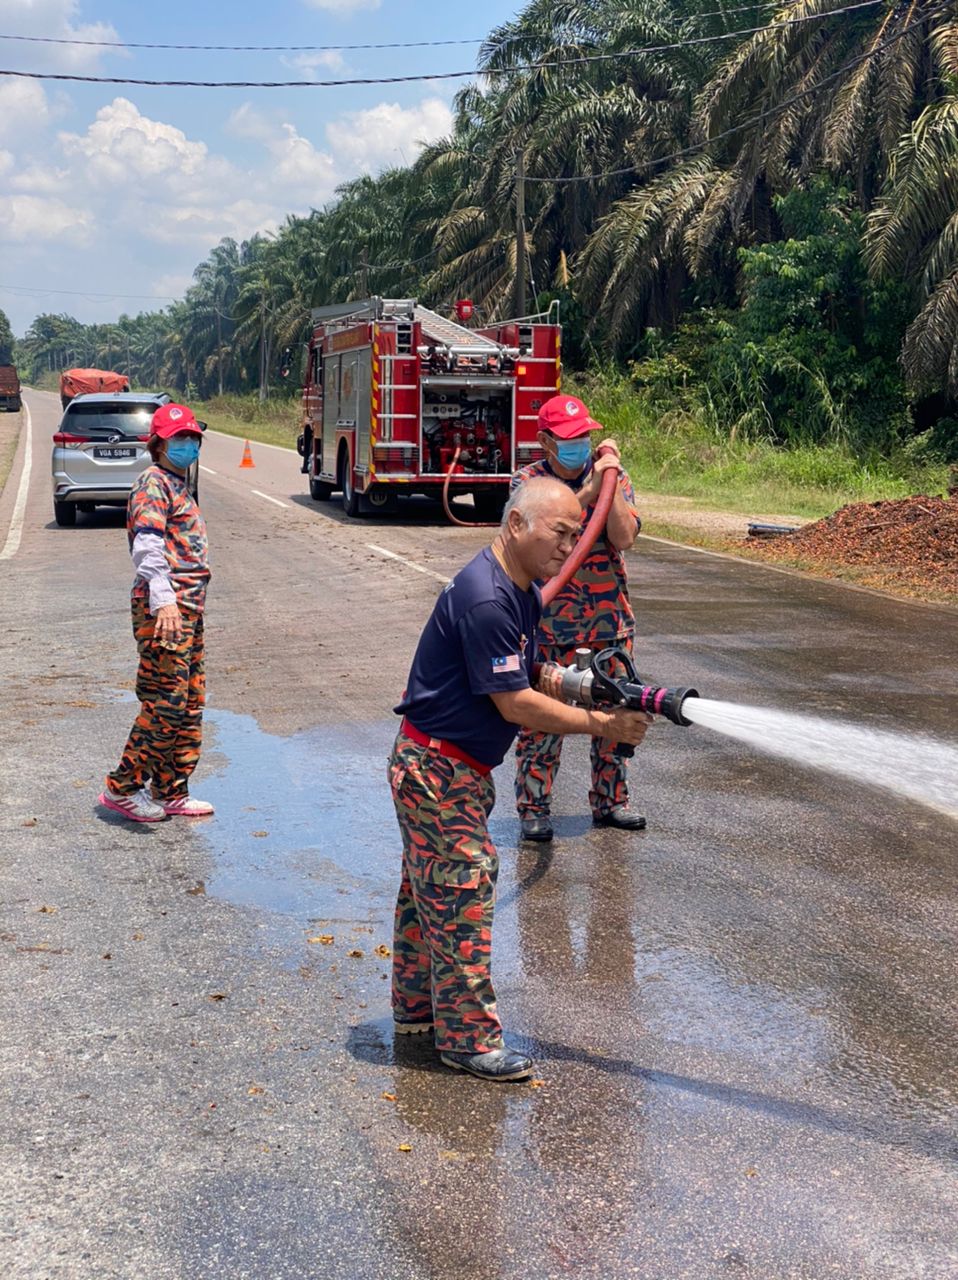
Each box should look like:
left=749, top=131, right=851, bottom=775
left=592, top=807, right=647, bottom=831
left=520, top=814, right=554, bottom=842
left=439, top=1047, right=535, bottom=1082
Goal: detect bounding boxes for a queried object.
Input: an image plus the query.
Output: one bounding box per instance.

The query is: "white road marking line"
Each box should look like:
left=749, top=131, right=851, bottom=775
left=367, top=543, right=450, bottom=584
left=199, top=464, right=218, bottom=476
left=252, top=489, right=289, bottom=509
left=0, top=400, right=32, bottom=562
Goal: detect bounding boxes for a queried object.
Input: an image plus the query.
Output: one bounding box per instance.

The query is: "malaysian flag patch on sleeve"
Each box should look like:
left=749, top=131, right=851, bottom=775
left=492, top=654, right=521, bottom=674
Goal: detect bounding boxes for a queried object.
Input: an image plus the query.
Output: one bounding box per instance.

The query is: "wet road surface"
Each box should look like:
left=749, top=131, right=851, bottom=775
left=1, top=390, right=956, bottom=1278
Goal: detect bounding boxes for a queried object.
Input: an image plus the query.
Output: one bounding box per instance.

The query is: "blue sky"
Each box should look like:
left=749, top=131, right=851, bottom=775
left=0, top=0, right=520, bottom=335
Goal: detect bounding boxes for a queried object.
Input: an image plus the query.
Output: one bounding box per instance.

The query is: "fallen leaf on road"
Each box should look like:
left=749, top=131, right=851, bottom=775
left=208, top=992, right=228, bottom=1002
left=347, top=949, right=364, bottom=959
left=307, top=934, right=335, bottom=945
left=131, top=932, right=145, bottom=941
left=186, top=882, right=206, bottom=896
left=37, top=905, right=57, bottom=914
left=252, top=830, right=269, bottom=838
left=529, top=1079, right=547, bottom=1089
left=381, top=1092, right=396, bottom=1102
left=374, top=944, right=391, bottom=958
left=21, top=818, right=38, bottom=828
left=745, top=1168, right=758, bottom=1178
left=397, top=1144, right=412, bottom=1153
left=248, top=1086, right=265, bottom=1096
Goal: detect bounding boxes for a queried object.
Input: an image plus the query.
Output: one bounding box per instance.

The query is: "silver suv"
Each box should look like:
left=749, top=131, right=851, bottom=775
left=51, top=392, right=188, bottom=527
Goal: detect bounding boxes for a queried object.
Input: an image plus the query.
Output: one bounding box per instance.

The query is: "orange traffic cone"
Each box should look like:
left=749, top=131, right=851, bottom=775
left=239, top=439, right=255, bottom=469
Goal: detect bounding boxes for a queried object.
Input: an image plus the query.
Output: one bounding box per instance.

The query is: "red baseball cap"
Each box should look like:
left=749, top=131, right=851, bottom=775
left=151, top=403, right=203, bottom=439
left=537, top=394, right=601, bottom=439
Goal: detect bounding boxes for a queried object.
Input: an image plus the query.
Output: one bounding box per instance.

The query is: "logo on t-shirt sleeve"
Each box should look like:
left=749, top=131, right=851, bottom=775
left=492, top=654, right=521, bottom=674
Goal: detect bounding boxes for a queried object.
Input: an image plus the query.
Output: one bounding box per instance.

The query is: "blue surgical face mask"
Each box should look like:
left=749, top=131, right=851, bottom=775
left=165, top=438, right=200, bottom=470
left=555, top=438, right=592, bottom=471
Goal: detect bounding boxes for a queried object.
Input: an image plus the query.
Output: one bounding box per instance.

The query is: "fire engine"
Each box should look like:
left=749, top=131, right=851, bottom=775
left=295, top=297, right=562, bottom=519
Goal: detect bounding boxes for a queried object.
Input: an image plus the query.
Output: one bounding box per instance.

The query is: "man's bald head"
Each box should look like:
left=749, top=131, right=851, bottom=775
left=496, top=476, right=581, bottom=588
left=501, top=476, right=580, bottom=532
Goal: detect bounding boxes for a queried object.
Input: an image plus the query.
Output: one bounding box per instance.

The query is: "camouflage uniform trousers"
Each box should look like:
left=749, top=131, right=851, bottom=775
left=388, top=729, right=504, bottom=1054
left=515, top=637, right=635, bottom=819
left=107, top=597, right=206, bottom=802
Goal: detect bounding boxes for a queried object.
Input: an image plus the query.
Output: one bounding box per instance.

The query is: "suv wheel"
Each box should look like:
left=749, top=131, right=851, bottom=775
left=54, top=499, right=77, bottom=527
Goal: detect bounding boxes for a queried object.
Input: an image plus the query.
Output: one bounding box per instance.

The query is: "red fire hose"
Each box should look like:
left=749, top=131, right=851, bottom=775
left=541, top=445, right=618, bottom=605
left=441, top=444, right=619, bottom=602
left=442, top=447, right=495, bottom=528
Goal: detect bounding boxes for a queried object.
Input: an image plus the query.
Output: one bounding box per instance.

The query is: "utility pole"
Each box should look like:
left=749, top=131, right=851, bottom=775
left=360, top=246, right=370, bottom=299
left=514, top=150, right=527, bottom=320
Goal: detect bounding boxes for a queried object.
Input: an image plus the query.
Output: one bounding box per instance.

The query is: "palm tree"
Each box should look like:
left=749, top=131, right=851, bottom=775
left=581, top=0, right=956, bottom=355
left=866, top=91, right=958, bottom=394
left=191, top=238, right=243, bottom=396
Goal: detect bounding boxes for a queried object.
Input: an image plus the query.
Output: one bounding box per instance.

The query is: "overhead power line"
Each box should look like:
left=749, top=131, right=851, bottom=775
left=0, top=282, right=178, bottom=301
left=0, top=33, right=492, bottom=53
left=0, top=0, right=889, bottom=88
left=524, top=1, right=948, bottom=184
left=0, top=6, right=784, bottom=55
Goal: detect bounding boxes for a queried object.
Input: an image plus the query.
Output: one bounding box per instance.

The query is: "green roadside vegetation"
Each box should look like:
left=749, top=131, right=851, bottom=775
left=197, top=379, right=951, bottom=525
left=579, top=372, right=952, bottom=522
left=193, top=394, right=301, bottom=451
left=0, top=413, right=20, bottom=496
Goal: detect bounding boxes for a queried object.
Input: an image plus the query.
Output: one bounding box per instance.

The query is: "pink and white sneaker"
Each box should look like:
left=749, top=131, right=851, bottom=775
left=98, top=787, right=169, bottom=823
left=158, top=795, right=215, bottom=817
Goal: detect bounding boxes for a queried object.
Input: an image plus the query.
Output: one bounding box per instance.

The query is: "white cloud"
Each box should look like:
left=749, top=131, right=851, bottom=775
left=59, top=97, right=210, bottom=184
left=302, top=0, right=380, bottom=12
left=0, top=193, right=92, bottom=243
left=0, top=80, right=52, bottom=141
left=281, top=50, right=348, bottom=79
left=227, top=104, right=337, bottom=200
left=11, top=161, right=69, bottom=194
left=0, top=0, right=124, bottom=71
left=325, top=98, right=453, bottom=172
left=0, top=150, right=13, bottom=178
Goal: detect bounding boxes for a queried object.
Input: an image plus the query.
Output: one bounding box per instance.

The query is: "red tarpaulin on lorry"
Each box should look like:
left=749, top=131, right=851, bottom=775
left=60, top=368, right=130, bottom=400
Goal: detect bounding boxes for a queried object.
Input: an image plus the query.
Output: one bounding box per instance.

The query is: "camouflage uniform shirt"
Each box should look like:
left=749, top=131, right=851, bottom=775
left=510, top=458, right=639, bottom=647
left=129, top=464, right=210, bottom=613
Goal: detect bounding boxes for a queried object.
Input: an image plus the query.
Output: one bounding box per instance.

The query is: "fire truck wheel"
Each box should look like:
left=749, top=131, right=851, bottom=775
left=473, top=489, right=507, bottom=522
left=364, top=485, right=397, bottom=514
left=309, top=476, right=334, bottom=501
left=339, top=451, right=361, bottom=518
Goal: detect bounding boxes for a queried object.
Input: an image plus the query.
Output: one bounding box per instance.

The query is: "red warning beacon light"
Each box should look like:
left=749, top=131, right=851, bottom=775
left=455, top=298, right=474, bottom=323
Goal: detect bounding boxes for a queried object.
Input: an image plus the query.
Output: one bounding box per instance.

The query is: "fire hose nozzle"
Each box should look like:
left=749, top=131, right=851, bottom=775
left=556, top=648, right=699, bottom=741
left=643, top=685, right=699, bottom=727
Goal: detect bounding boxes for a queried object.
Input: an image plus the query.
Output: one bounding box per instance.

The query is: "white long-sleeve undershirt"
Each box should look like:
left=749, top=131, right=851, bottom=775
left=132, top=531, right=176, bottom=613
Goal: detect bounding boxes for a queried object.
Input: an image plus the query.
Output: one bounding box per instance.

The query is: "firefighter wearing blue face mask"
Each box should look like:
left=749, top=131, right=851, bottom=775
left=509, top=394, right=645, bottom=843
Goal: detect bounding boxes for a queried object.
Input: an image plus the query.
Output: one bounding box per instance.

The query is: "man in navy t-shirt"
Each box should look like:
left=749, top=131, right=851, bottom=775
left=389, top=476, right=651, bottom=1083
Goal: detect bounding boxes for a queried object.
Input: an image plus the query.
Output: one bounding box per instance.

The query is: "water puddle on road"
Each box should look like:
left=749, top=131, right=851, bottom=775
left=198, top=707, right=398, bottom=935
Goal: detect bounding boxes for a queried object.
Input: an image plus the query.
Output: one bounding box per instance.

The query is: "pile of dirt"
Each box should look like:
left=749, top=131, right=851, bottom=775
left=746, top=492, right=958, bottom=600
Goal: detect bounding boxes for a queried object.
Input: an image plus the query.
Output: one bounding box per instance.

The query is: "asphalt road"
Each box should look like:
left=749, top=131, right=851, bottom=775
left=2, top=389, right=957, bottom=1280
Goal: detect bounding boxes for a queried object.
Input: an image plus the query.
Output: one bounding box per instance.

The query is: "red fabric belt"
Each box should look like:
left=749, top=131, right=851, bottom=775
left=399, top=717, right=492, bottom=777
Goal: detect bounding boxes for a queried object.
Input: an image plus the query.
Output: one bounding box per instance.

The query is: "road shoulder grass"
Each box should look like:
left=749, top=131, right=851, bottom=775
left=0, top=407, right=22, bottom=497
left=197, top=392, right=955, bottom=609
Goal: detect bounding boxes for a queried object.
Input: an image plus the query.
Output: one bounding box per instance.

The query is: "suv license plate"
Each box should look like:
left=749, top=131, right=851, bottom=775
left=94, top=446, right=137, bottom=459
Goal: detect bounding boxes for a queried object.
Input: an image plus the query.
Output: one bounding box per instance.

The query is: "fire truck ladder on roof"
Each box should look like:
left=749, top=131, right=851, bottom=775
left=413, top=306, right=499, bottom=352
